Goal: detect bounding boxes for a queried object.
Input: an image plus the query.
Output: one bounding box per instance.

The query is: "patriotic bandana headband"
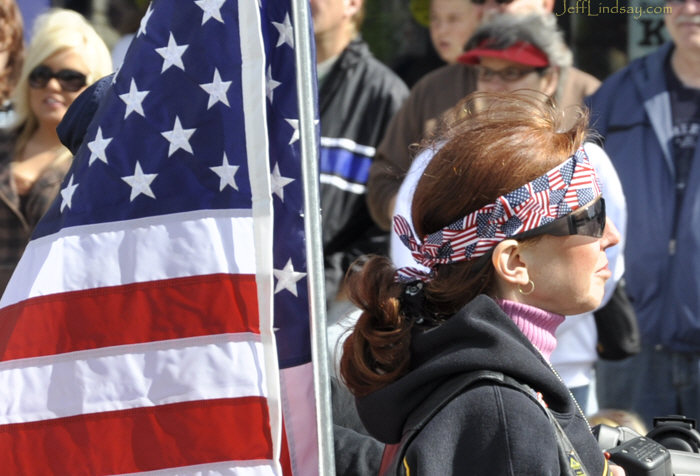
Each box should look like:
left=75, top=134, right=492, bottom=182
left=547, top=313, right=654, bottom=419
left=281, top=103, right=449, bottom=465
left=394, top=146, right=602, bottom=281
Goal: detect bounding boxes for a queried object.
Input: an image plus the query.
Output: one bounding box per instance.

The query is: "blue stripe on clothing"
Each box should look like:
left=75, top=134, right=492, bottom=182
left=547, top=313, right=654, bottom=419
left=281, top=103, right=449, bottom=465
left=319, top=144, right=372, bottom=185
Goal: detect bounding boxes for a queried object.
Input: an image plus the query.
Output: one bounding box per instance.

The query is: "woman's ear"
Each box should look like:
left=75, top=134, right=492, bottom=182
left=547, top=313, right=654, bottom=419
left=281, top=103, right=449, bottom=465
left=492, top=239, right=530, bottom=286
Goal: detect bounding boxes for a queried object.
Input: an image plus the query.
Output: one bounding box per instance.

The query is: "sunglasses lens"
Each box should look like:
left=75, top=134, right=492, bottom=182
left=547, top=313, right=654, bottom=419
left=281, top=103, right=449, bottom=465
left=28, top=66, right=52, bottom=89
left=572, top=198, right=606, bottom=237
left=514, top=196, right=605, bottom=240
left=56, top=70, right=87, bottom=92
left=28, top=66, right=86, bottom=92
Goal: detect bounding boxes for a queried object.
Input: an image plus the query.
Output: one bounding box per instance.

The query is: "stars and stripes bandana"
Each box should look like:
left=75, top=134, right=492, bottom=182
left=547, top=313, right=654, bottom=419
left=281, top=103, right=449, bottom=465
left=394, top=146, right=601, bottom=281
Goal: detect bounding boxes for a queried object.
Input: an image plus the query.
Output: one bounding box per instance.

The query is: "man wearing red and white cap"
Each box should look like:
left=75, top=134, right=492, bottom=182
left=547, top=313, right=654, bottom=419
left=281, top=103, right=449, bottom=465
left=366, top=6, right=599, bottom=232
left=457, top=38, right=558, bottom=98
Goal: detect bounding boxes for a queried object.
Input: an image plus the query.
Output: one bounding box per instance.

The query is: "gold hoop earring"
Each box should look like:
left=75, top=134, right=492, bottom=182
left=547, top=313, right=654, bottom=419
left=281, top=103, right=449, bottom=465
left=518, top=280, right=535, bottom=296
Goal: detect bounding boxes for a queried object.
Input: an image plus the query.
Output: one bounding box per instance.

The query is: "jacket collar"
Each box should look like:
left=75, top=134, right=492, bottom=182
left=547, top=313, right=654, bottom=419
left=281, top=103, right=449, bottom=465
left=631, top=43, right=675, bottom=165
left=318, top=37, right=368, bottom=111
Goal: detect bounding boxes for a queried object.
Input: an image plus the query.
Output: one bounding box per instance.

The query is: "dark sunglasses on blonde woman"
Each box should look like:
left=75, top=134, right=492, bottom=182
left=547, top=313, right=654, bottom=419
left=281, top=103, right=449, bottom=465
left=28, top=65, right=87, bottom=92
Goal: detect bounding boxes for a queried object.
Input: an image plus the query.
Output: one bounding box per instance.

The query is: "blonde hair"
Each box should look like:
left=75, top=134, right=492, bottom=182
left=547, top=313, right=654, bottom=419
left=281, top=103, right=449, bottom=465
left=12, top=8, right=112, bottom=161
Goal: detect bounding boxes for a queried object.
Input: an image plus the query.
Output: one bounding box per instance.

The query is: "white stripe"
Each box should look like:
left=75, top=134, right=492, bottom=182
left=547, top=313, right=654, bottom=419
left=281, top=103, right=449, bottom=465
left=0, top=334, right=266, bottom=425
left=320, top=173, right=366, bottom=194
left=0, top=209, right=257, bottom=308
left=130, top=460, right=279, bottom=476
left=320, top=136, right=375, bottom=157
left=280, top=363, right=318, bottom=476
left=238, top=2, right=283, bottom=475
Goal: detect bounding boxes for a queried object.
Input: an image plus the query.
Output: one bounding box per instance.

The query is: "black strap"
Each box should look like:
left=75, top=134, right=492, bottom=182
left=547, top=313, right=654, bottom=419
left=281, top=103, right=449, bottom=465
left=379, top=370, right=591, bottom=476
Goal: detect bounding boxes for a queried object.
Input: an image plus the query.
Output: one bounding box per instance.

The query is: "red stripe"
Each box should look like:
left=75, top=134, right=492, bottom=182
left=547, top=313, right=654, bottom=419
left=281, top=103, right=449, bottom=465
left=0, top=397, right=273, bottom=475
left=0, top=273, right=259, bottom=362
left=280, top=418, right=292, bottom=476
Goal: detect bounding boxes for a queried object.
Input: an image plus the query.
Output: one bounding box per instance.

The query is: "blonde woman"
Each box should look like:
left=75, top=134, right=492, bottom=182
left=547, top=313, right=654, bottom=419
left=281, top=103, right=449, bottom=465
left=0, top=8, right=112, bottom=292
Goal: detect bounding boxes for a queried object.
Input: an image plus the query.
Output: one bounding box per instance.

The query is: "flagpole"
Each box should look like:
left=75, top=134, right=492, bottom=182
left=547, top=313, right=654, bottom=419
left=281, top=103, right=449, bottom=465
left=289, top=1, right=335, bottom=475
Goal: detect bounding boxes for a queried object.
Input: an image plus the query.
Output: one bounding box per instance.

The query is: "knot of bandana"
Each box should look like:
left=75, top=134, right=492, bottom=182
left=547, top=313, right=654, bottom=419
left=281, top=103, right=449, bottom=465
left=393, top=147, right=601, bottom=282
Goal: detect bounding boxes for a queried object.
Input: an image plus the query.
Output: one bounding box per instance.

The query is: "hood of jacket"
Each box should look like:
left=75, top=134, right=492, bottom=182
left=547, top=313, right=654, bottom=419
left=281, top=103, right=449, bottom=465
left=356, top=295, right=574, bottom=443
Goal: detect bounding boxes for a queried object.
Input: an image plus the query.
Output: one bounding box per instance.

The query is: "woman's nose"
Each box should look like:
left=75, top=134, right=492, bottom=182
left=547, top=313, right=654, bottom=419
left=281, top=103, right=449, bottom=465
left=602, top=219, right=621, bottom=249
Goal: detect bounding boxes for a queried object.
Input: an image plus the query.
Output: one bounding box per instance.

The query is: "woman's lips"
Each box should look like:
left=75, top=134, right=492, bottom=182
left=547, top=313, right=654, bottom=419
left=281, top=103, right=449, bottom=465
left=43, top=97, right=65, bottom=108
left=596, top=262, right=611, bottom=279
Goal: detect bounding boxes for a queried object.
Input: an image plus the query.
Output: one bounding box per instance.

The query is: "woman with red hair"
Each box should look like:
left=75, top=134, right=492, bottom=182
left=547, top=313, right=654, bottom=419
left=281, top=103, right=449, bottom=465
left=341, top=92, right=624, bottom=475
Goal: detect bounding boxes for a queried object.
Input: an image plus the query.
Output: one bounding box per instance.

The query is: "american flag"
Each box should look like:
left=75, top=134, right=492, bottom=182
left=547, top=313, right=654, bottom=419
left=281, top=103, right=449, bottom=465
left=0, top=1, right=319, bottom=474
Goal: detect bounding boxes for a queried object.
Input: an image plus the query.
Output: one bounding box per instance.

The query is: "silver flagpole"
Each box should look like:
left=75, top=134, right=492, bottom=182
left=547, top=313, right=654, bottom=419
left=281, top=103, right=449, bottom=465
left=289, top=0, right=335, bottom=475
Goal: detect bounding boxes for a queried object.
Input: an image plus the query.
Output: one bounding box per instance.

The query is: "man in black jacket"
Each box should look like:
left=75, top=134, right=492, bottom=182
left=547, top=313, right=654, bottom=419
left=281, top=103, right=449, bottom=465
left=311, top=1, right=408, bottom=473
left=311, top=0, right=409, bottom=311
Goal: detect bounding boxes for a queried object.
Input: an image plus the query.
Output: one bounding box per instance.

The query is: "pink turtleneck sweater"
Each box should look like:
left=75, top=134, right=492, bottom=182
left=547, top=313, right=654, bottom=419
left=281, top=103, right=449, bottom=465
left=497, top=299, right=565, bottom=361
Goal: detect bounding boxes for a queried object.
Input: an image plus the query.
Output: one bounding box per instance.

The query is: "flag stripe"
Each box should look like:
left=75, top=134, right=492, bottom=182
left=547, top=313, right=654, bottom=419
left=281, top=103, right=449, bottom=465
left=0, top=273, right=258, bottom=362
left=279, top=363, right=317, bottom=476
left=133, top=460, right=279, bottom=476
left=0, top=397, right=272, bottom=475
left=0, top=335, right=266, bottom=424
left=1, top=209, right=256, bottom=307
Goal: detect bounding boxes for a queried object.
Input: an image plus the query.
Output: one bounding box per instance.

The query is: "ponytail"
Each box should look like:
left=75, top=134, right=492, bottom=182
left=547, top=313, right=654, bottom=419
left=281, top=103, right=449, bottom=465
left=340, top=256, right=413, bottom=397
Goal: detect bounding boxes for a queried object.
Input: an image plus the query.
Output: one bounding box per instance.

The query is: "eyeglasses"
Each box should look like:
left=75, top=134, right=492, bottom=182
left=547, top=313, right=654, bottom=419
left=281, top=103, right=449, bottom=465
left=475, top=65, right=546, bottom=83
left=470, top=0, right=515, bottom=4
left=28, top=65, right=87, bottom=92
left=516, top=196, right=607, bottom=240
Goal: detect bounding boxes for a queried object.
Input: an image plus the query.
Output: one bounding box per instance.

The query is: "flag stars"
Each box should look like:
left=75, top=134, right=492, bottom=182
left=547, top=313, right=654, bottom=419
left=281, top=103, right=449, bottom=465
left=273, top=258, right=306, bottom=296
left=60, top=175, right=78, bottom=212
left=210, top=152, right=239, bottom=191
left=272, top=13, right=294, bottom=48
left=87, top=127, right=112, bottom=165
left=122, top=162, right=157, bottom=201
left=137, top=3, right=154, bottom=37
left=161, top=116, right=196, bottom=156
left=285, top=118, right=299, bottom=145
left=119, top=79, right=149, bottom=119
left=271, top=163, right=294, bottom=201
left=200, top=68, right=231, bottom=109
left=155, top=33, right=189, bottom=73
left=195, top=0, right=225, bottom=24
left=266, top=65, right=281, bottom=103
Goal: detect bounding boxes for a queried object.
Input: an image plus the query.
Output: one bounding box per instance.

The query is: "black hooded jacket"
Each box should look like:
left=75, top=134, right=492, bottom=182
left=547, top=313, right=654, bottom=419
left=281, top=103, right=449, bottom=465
left=357, top=295, right=607, bottom=475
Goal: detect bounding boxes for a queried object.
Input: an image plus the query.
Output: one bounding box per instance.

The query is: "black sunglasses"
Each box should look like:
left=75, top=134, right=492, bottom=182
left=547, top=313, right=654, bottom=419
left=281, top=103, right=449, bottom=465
left=28, top=65, right=87, bottom=92
left=515, top=196, right=606, bottom=240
